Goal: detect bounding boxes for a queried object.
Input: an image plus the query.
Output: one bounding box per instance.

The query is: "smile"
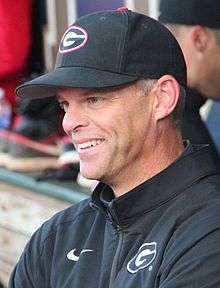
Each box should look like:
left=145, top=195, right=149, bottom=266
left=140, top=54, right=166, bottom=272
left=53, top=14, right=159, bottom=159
left=77, top=139, right=104, bottom=151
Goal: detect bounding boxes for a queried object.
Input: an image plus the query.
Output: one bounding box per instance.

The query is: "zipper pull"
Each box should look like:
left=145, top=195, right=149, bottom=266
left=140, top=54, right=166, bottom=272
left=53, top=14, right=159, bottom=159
left=116, top=225, right=121, bottom=232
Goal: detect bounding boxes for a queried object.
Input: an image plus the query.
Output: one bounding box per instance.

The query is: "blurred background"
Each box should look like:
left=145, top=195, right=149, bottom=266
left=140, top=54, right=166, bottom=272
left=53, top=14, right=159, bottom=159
left=0, top=0, right=219, bottom=286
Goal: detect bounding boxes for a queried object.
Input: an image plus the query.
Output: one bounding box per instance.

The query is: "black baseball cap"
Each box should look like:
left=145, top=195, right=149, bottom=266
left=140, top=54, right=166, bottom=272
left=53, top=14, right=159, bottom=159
left=159, top=0, right=220, bottom=28
left=16, top=8, right=187, bottom=99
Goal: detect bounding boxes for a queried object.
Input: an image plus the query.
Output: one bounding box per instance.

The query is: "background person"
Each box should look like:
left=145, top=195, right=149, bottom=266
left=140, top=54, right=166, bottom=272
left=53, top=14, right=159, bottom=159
left=9, top=9, right=220, bottom=287
left=159, top=0, right=220, bottom=158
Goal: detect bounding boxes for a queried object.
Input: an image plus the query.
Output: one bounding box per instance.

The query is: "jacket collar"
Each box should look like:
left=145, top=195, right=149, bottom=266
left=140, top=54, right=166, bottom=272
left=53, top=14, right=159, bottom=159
left=185, top=88, right=206, bottom=113
left=91, top=144, right=220, bottom=227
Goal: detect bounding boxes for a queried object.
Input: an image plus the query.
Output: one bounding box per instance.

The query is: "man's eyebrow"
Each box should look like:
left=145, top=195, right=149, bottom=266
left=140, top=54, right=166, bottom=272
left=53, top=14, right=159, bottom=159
left=56, top=89, right=92, bottom=101
left=85, top=88, right=109, bottom=94
left=86, top=83, right=134, bottom=94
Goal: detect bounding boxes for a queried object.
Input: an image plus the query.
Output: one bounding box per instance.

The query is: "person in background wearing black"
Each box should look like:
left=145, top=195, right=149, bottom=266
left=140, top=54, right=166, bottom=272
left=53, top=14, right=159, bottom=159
left=9, top=8, right=220, bottom=288
left=159, top=0, right=220, bottom=158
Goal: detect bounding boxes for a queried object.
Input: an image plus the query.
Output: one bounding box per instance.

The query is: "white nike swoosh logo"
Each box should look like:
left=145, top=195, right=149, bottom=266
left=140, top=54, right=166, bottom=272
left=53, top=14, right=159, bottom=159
left=67, top=248, right=93, bottom=261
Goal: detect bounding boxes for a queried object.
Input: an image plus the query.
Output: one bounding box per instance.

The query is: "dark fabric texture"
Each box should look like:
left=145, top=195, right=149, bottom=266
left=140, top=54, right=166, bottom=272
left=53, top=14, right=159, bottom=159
left=181, top=88, right=219, bottom=159
left=159, top=0, right=220, bottom=28
left=9, top=144, right=220, bottom=287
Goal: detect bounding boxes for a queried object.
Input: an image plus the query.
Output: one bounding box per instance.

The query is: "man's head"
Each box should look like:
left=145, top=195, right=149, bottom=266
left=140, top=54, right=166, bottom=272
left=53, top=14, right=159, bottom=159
left=16, top=9, right=186, bottom=192
left=159, top=0, right=220, bottom=99
left=57, top=75, right=183, bottom=194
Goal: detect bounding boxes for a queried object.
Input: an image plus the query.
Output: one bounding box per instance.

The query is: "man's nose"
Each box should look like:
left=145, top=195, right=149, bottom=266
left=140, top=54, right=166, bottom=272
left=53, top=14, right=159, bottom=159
left=62, top=106, right=89, bottom=135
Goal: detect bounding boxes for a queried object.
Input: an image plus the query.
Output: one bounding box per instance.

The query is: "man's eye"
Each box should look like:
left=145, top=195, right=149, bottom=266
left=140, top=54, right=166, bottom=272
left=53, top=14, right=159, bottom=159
left=87, top=97, right=103, bottom=105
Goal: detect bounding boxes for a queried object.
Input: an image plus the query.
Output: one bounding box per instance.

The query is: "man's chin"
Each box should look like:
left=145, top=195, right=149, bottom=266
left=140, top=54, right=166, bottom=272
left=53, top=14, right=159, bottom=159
left=79, top=158, right=111, bottom=182
left=80, top=168, right=100, bottom=181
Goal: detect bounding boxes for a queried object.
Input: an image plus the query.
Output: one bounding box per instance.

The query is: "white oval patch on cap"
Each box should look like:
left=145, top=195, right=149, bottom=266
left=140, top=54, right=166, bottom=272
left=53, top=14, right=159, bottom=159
left=59, top=25, right=88, bottom=54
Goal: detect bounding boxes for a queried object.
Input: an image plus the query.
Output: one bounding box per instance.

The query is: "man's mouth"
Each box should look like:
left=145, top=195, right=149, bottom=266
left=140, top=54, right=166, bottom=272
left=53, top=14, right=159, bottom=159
left=77, top=139, right=104, bottom=151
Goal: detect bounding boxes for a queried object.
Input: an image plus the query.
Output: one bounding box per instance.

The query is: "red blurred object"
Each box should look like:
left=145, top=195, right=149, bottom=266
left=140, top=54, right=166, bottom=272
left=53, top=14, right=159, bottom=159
left=0, top=0, right=32, bottom=125
left=117, top=7, right=129, bottom=12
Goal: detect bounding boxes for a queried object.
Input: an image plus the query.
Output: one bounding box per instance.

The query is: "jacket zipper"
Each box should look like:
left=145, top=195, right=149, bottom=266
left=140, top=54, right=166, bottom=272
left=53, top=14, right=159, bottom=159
left=109, top=225, right=123, bottom=288
left=91, top=200, right=124, bottom=287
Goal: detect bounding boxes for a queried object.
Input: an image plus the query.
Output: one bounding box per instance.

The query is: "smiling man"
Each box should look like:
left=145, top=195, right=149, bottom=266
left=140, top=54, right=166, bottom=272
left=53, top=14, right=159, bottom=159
left=9, top=8, right=220, bottom=288
left=57, top=79, right=183, bottom=197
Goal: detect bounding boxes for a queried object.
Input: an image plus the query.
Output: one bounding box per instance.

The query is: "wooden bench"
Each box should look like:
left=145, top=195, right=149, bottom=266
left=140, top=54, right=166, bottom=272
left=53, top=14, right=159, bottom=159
left=0, top=182, right=69, bottom=287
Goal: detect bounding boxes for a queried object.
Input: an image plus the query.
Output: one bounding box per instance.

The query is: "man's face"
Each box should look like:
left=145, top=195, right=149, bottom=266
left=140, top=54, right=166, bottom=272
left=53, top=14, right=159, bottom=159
left=178, top=27, right=220, bottom=99
left=201, top=31, right=220, bottom=99
left=57, top=84, right=155, bottom=186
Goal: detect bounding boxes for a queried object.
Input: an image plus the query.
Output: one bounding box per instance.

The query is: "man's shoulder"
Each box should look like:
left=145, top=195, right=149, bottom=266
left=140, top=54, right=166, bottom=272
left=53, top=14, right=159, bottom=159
left=33, top=197, right=93, bottom=246
left=172, top=175, right=220, bottom=237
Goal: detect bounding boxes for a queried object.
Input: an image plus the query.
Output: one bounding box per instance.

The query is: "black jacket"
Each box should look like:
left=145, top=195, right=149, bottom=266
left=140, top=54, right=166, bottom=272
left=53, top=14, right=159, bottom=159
left=9, top=144, right=220, bottom=287
left=182, top=88, right=219, bottom=158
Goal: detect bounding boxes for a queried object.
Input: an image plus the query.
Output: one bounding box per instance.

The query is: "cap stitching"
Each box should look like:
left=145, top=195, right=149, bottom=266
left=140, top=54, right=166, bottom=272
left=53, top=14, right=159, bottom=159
left=116, top=11, right=129, bottom=73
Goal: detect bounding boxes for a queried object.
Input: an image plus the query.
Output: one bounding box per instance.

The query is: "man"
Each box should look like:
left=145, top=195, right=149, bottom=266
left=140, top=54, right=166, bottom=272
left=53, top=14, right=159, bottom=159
left=159, top=0, right=220, bottom=156
left=9, top=8, right=220, bottom=287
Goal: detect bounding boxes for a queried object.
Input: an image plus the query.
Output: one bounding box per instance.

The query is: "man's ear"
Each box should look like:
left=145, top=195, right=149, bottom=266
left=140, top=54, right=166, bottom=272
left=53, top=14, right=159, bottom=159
left=191, top=26, right=209, bottom=53
left=153, top=75, right=180, bottom=121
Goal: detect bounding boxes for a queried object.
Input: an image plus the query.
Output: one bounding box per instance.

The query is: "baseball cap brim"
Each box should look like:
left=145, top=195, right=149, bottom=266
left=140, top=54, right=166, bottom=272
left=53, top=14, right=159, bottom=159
left=16, top=67, right=139, bottom=99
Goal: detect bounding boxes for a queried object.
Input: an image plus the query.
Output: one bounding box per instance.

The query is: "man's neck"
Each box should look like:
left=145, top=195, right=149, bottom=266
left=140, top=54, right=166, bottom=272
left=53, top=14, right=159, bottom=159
left=109, top=129, right=184, bottom=197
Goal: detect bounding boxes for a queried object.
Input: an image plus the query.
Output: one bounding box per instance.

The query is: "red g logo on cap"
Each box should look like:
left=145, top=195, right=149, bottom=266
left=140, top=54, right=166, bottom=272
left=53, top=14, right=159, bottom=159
left=59, top=25, right=88, bottom=54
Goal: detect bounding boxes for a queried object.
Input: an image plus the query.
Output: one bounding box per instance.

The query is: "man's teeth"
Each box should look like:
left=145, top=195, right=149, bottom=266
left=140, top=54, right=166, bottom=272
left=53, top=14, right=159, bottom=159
left=78, top=139, right=103, bottom=150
